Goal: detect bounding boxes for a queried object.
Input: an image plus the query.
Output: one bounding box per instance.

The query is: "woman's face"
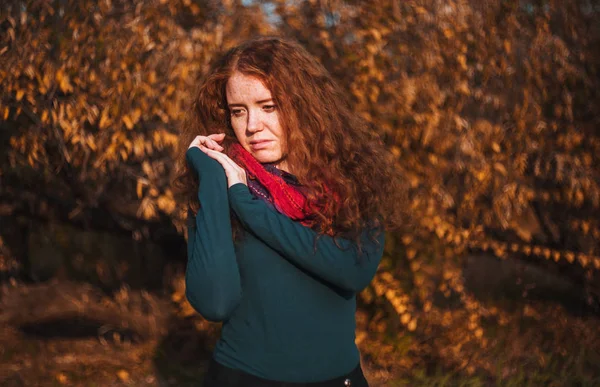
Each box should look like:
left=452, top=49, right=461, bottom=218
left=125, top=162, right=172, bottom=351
left=226, top=72, right=289, bottom=172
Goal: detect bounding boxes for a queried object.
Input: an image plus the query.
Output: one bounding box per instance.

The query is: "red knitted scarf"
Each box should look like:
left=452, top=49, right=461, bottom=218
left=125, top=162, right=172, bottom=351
left=229, top=143, right=329, bottom=228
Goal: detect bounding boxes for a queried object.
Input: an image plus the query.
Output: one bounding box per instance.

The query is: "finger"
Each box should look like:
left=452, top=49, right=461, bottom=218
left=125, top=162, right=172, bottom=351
left=207, top=148, right=242, bottom=170
left=190, top=136, right=222, bottom=151
left=201, top=149, right=242, bottom=182
left=208, top=133, right=226, bottom=142
left=188, top=136, right=205, bottom=149
left=200, top=146, right=247, bottom=186
left=202, top=147, right=242, bottom=171
left=201, top=146, right=229, bottom=162
left=199, top=145, right=226, bottom=165
left=206, top=138, right=224, bottom=151
left=208, top=133, right=225, bottom=143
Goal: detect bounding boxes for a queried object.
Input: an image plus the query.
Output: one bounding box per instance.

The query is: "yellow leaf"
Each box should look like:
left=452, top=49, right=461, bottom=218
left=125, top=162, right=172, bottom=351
left=117, top=370, right=129, bottom=382
left=401, top=313, right=411, bottom=325
left=122, top=115, right=134, bottom=130
left=542, top=248, right=551, bottom=259
left=132, top=108, right=142, bottom=124
left=457, top=54, right=467, bottom=70
left=143, top=202, right=157, bottom=219
left=99, top=108, right=110, bottom=129
left=552, top=251, right=561, bottom=262
left=172, top=290, right=183, bottom=302
left=574, top=190, right=584, bottom=206
left=581, top=221, right=590, bottom=235
left=86, top=135, right=97, bottom=151
left=565, top=252, right=575, bottom=263
left=15, top=89, right=25, bottom=101
left=148, top=71, right=157, bottom=84
left=493, top=163, right=507, bottom=175
left=475, top=170, right=487, bottom=181
left=56, top=373, right=68, bottom=384
left=133, top=136, right=145, bottom=156
left=355, top=331, right=367, bottom=345
left=408, top=319, right=417, bottom=331
left=136, top=180, right=144, bottom=199
left=457, top=82, right=470, bottom=95
left=157, top=195, right=176, bottom=214
left=56, top=69, right=73, bottom=93
left=370, top=28, right=382, bottom=41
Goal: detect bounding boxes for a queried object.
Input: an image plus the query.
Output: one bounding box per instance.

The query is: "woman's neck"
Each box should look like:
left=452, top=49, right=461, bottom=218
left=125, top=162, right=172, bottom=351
left=274, top=160, right=292, bottom=174
left=270, top=154, right=293, bottom=175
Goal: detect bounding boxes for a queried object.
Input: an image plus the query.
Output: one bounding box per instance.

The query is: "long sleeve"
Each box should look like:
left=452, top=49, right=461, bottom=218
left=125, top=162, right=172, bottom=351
left=227, top=182, right=384, bottom=293
left=185, top=147, right=241, bottom=322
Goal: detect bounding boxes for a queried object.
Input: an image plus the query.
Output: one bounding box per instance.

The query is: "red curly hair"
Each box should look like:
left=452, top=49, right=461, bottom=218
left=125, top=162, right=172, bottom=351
left=173, top=36, right=405, bottom=246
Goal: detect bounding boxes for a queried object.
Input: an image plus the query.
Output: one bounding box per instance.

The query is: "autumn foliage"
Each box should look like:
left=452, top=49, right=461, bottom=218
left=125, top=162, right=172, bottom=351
left=1, top=0, right=600, bottom=380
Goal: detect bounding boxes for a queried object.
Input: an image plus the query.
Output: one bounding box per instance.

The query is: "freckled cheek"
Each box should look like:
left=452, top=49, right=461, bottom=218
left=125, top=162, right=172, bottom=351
left=231, top=121, right=247, bottom=142
left=267, top=117, right=284, bottom=137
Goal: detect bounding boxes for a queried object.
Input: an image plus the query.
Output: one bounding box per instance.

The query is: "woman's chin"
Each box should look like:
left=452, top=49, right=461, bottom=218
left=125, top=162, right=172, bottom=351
left=252, top=151, right=279, bottom=164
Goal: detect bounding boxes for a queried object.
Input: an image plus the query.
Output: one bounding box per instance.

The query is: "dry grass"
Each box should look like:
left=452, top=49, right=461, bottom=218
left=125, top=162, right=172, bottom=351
left=1, top=279, right=599, bottom=386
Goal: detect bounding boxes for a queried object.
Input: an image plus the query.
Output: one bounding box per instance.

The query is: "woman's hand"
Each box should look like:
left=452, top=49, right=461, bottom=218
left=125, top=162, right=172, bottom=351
left=188, top=133, right=225, bottom=151
left=188, top=134, right=247, bottom=188
left=200, top=147, right=248, bottom=188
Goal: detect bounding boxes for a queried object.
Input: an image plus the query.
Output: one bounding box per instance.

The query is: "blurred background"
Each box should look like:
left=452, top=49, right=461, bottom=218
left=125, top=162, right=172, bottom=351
left=1, top=0, right=599, bottom=385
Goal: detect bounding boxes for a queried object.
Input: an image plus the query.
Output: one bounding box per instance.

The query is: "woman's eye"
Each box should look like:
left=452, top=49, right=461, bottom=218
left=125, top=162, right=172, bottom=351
left=231, top=109, right=245, bottom=117
left=263, top=105, right=277, bottom=112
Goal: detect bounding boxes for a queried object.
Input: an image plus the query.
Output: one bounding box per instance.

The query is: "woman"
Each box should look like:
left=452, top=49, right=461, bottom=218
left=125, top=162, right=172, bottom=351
left=174, top=36, right=404, bottom=386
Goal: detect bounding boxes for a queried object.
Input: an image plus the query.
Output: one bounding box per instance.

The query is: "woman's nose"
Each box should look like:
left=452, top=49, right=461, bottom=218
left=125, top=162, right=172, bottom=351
left=246, top=111, right=263, bottom=133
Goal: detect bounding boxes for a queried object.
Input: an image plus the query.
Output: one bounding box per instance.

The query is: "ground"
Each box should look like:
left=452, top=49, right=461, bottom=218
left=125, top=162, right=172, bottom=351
left=1, top=279, right=599, bottom=386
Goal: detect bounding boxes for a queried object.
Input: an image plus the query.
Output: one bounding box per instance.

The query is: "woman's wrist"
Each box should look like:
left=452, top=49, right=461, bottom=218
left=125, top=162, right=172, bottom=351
left=228, top=182, right=249, bottom=192
left=186, top=147, right=224, bottom=178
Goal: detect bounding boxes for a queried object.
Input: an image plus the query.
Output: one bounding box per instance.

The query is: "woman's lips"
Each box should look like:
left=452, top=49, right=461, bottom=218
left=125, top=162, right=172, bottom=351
left=250, top=140, right=272, bottom=150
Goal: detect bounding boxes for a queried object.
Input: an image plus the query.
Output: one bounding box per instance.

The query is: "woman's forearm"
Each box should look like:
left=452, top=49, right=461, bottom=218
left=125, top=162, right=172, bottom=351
left=228, top=182, right=384, bottom=293
left=185, top=147, right=242, bottom=322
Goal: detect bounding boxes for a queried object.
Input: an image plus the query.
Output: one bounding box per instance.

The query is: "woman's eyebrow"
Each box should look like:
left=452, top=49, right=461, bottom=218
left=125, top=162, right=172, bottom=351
left=228, top=98, right=274, bottom=108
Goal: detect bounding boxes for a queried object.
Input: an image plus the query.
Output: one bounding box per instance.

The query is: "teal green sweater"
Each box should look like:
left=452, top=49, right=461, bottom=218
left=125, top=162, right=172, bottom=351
left=185, top=147, right=384, bottom=383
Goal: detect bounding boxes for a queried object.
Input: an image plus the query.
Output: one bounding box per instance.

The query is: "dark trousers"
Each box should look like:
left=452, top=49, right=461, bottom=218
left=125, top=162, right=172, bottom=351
left=203, top=358, right=370, bottom=387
